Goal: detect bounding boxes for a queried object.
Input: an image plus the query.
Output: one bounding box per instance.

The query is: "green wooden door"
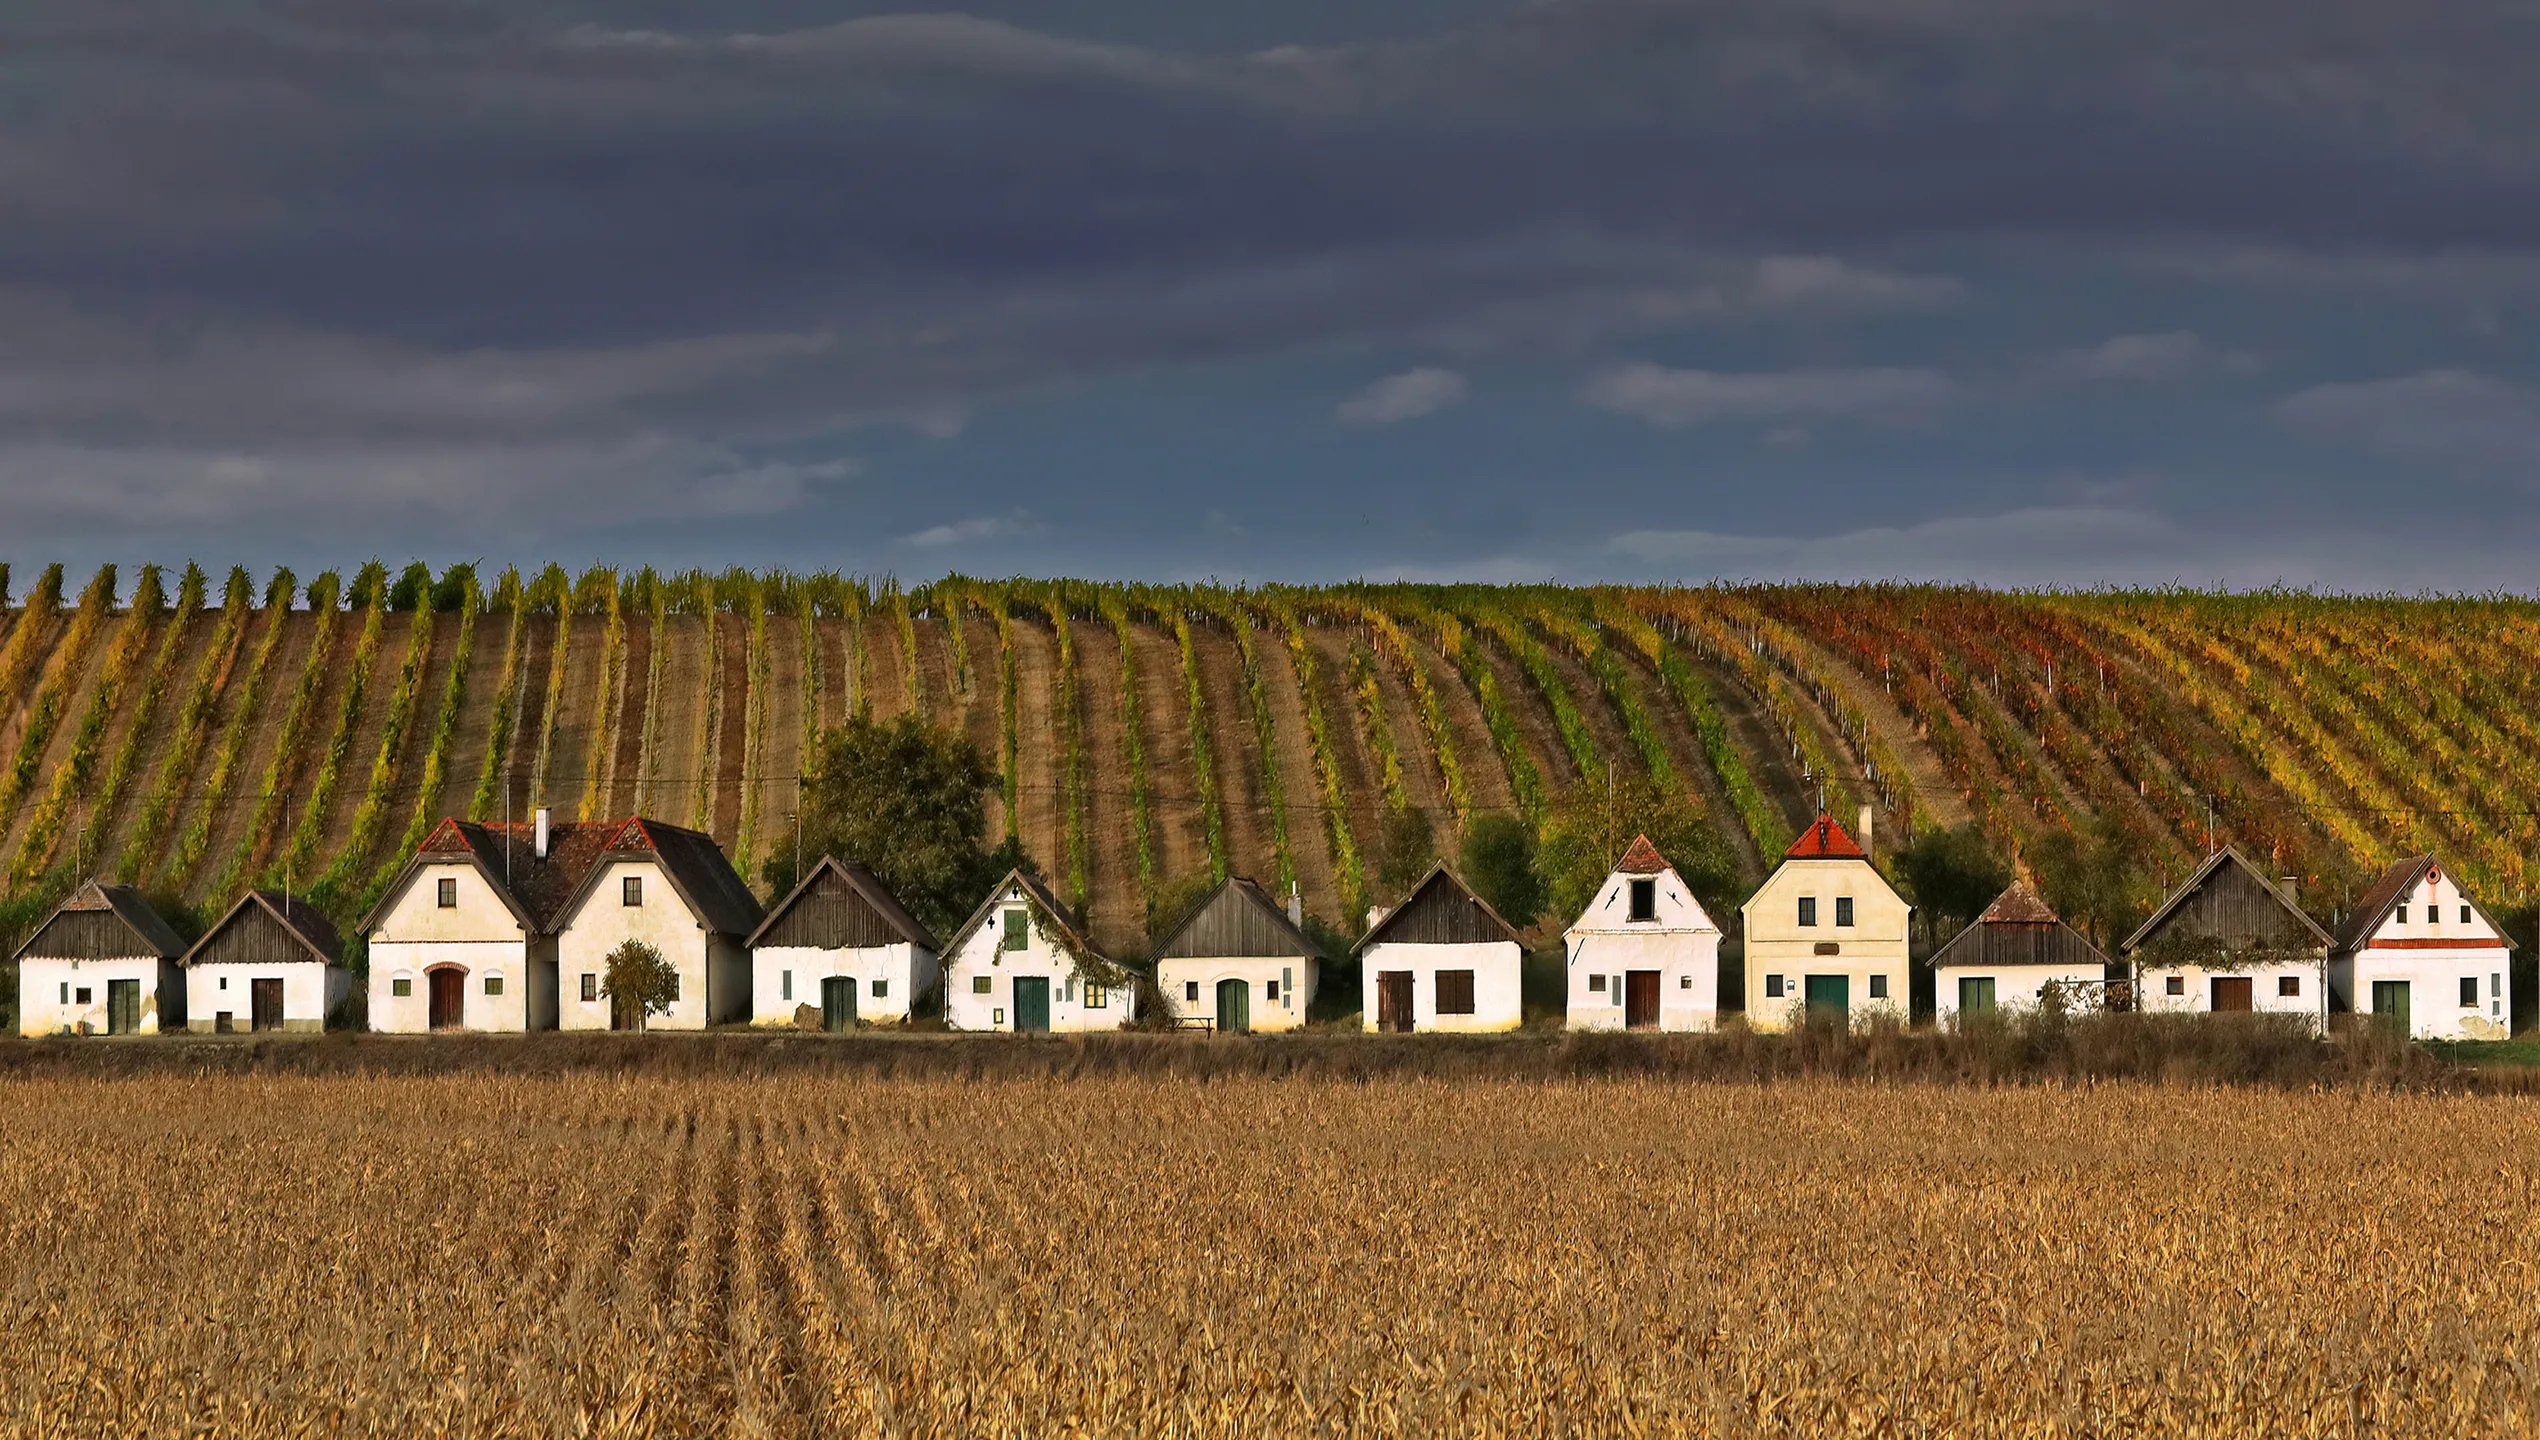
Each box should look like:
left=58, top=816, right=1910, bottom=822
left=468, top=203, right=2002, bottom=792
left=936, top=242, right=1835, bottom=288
left=106, top=979, right=141, bottom=1035
left=1216, top=978, right=1250, bottom=1033
left=1803, top=974, right=1850, bottom=1023
left=821, top=976, right=855, bottom=1032
left=2372, top=980, right=2411, bottom=1036
left=1012, top=976, right=1051, bottom=1033
left=1957, top=976, right=1997, bottom=1017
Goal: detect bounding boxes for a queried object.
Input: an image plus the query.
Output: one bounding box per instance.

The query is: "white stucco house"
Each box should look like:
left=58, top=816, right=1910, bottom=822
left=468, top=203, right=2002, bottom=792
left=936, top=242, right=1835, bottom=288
left=748, top=856, right=939, bottom=1028
left=1562, top=834, right=1721, bottom=1031
left=2330, top=854, right=2514, bottom=1040
left=362, top=813, right=592, bottom=1032
left=942, top=868, right=1133, bottom=1033
left=1930, top=879, right=2114, bottom=1025
left=1150, top=876, right=1319, bottom=1032
left=2126, top=845, right=2332, bottom=1028
left=14, top=880, right=190, bottom=1037
left=182, top=890, right=350, bottom=1033
left=553, top=817, right=763, bottom=1031
left=1741, top=812, right=1910, bottom=1030
left=1357, top=864, right=1524, bottom=1033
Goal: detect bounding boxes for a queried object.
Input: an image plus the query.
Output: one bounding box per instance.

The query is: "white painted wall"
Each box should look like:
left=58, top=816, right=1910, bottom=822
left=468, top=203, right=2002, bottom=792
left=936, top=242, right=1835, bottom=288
left=2134, top=960, right=2325, bottom=1028
left=184, top=961, right=348, bottom=1033
left=1155, top=955, right=1317, bottom=1032
left=2328, top=865, right=2513, bottom=1040
left=1359, top=940, right=1523, bottom=1033
left=1932, top=963, right=2109, bottom=1025
left=369, top=942, right=534, bottom=1033
left=18, top=957, right=183, bottom=1036
left=753, top=941, right=936, bottom=1026
left=1563, top=867, right=1720, bottom=1032
left=554, top=859, right=745, bottom=1030
left=942, top=898, right=1130, bottom=1033
left=1740, top=858, right=1911, bottom=1031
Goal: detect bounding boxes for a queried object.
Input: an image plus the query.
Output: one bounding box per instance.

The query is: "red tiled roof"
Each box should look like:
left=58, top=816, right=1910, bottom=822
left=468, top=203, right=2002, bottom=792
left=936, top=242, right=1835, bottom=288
left=1784, top=814, right=1865, bottom=860
left=1614, top=834, right=1669, bottom=875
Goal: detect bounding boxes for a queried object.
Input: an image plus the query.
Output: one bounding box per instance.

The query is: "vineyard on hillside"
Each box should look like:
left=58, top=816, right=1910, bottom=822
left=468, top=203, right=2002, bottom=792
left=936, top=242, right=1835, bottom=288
left=1, top=564, right=2535, bottom=951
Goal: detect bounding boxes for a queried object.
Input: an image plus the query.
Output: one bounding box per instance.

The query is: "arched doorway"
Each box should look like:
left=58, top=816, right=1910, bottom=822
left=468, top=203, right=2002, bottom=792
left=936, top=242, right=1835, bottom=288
left=427, top=966, right=466, bottom=1030
left=1216, top=977, right=1250, bottom=1034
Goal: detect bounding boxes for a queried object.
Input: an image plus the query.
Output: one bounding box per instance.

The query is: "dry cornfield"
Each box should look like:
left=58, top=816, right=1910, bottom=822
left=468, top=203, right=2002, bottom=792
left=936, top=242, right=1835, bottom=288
left=2, top=1074, right=2537, bottom=1437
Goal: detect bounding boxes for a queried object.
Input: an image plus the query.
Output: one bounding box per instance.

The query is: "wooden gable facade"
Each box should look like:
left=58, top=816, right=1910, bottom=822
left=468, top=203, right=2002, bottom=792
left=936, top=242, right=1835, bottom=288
left=751, top=857, right=936, bottom=952
left=1357, top=866, right=1520, bottom=951
left=1153, top=878, right=1316, bottom=961
left=16, top=883, right=185, bottom=962
left=2126, top=846, right=2332, bottom=959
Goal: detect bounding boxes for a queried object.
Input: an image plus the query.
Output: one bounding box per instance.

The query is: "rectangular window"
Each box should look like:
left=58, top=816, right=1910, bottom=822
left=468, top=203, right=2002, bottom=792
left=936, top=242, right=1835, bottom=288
left=781, top=970, right=792, bottom=1001
left=1266, top=980, right=1280, bottom=1002
left=1628, top=879, right=1656, bottom=922
left=2278, top=975, right=2300, bottom=997
left=1436, top=969, right=1477, bottom=1015
left=1003, top=910, right=1029, bottom=951
left=437, top=877, right=457, bottom=908
left=973, top=976, right=991, bottom=995
left=2396, top=904, right=2408, bottom=923
left=2166, top=975, right=2185, bottom=996
left=1589, top=974, right=1606, bottom=993
left=668, top=974, right=680, bottom=1001
left=871, top=979, right=888, bottom=999
left=75, top=987, right=91, bottom=1005
left=219, top=976, right=228, bottom=990
left=1765, top=974, right=1785, bottom=999
left=581, top=973, right=598, bottom=1002
left=1958, top=976, right=1997, bottom=1014
left=1836, top=896, right=1854, bottom=927
left=1680, top=975, right=1692, bottom=989
left=485, top=975, right=504, bottom=996
left=2464, top=905, right=2475, bottom=924
left=1798, top=897, right=1817, bottom=927
left=1086, top=984, right=1108, bottom=1009
left=1869, top=974, right=1888, bottom=1000
left=1185, top=980, right=1200, bottom=1002
left=622, top=875, right=643, bottom=907
left=2463, top=977, right=2481, bottom=1007
left=393, top=977, right=412, bottom=997
left=58, top=982, right=67, bottom=1004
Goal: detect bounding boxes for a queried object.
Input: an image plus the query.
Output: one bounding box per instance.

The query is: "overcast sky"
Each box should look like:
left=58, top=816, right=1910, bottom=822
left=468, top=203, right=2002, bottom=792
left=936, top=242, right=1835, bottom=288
left=5, top=0, right=2539, bottom=590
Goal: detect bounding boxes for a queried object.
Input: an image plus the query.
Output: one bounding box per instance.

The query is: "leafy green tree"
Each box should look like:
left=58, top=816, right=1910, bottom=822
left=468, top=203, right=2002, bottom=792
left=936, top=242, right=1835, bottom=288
left=1373, top=806, right=1437, bottom=898
left=1459, top=813, right=1544, bottom=929
left=1893, top=822, right=2011, bottom=945
left=1534, top=779, right=1743, bottom=928
left=429, top=562, right=478, bottom=612
left=387, top=562, right=434, bottom=612
left=766, top=711, right=1029, bottom=936
left=600, top=938, right=679, bottom=1030
left=2031, top=813, right=2149, bottom=951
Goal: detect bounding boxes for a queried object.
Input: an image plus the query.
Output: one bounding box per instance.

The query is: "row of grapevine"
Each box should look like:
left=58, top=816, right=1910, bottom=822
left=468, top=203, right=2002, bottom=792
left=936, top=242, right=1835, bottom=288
left=1461, top=602, right=1607, bottom=789
left=7, top=566, right=167, bottom=889
left=690, top=573, right=723, bottom=831
left=633, top=577, right=671, bottom=815
left=1529, top=601, right=1683, bottom=795
left=119, top=572, right=254, bottom=886
left=1413, top=602, right=1548, bottom=827
left=0, top=564, right=119, bottom=826
left=527, top=566, right=577, bottom=810
left=1269, top=599, right=1363, bottom=917
left=1173, top=607, right=1230, bottom=881
left=467, top=571, right=531, bottom=821
left=165, top=571, right=297, bottom=893
left=1651, top=594, right=1856, bottom=825
left=361, top=572, right=481, bottom=909
left=1592, top=595, right=1788, bottom=857
left=213, top=570, right=347, bottom=898
left=1038, top=585, right=1093, bottom=910
left=39, top=565, right=206, bottom=885
left=888, top=580, right=920, bottom=713
left=0, top=564, right=65, bottom=714
left=988, top=587, right=1022, bottom=843
left=300, top=576, right=433, bottom=900
left=1196, top=594, right=1296, bottom=893
left=272, top=565, right=395, bottom=890
left=1100, top=590, right=1157, bottom=917
left=1338, top=596, right=1472, bottom=826
left=734, top=577, right=774, bottom=868
left=1343, top=640, right=1414, bottom=815
left=576, top=570, right=626, bottom=823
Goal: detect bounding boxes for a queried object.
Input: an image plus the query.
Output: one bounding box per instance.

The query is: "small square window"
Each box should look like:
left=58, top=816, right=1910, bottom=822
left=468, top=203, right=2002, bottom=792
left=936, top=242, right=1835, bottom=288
left=1764, top=974, right=1784, bottom=998
left=2463, top=977, right=2480, bottom=1007
left=1869, top=974, right=1888, bottom=999
left=392, top=977, right=412, bottom=997
left=973, top=975, right=992, bottom=995
left=581, top=973, right=598, bottom=1002
left=1589, top=974, right=1606, bottom=993
left=75, top=987, right=91, bottom=1005
left=2278, top=976, right=2300, bottom=997
left=872, top=979, right=888, bottom=999
left=1185, top=980, right=1199, bottom=1002
left=622, top=875, right=643, bottom=907
left=1628, top=879, right=1656, bottom=922
left=1836, top=896, right=1854, bottom=927
left=437, top=877, right=458, bottom=908
left=2166, top=975, right=2185, bottom=995
left=1797, top=897, right=1817, bottom=927
left=1085, top=984, right=1108, bottom=1009
left=1680, top=975, right=1692, bottom=989
left=1436, top=969, right=1477, bottom=1015
left=485, top=975, right=504, bottom=997
left=781, top=970, right=792, bottom=1001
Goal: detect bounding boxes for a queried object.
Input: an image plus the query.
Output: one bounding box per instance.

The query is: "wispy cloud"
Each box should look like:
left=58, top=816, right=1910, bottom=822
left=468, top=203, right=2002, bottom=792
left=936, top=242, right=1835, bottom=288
left=2052, top=331, right=2230, bottom=383
left=898, top=511, right=1038, bottom=548
left=2276, top=370, right=2540, bottom=468
left=1581, top=364, right=1954, bottom=428
left=1336, top=367, right=1470, bottom=425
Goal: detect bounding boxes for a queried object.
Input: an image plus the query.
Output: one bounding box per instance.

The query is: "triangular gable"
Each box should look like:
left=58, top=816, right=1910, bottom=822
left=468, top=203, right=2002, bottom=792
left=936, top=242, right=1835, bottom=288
left=359, top=818, right=540, bottom=934
left=939, top=867, right=1095, bottom=961
left=1563, top=840, right=1720, bottom=938
left=1785, top=815, right=1866, bottom=860
left=550, top=818, right=763, bottom=938
left=1929, top=881, right=2110, bottom=971
left=748, top=855, right=939, bottom=951
left=2331, top=854, right=2517, bottom=954
left=10, top=880, right=187, bottom=962
left=2124, top=845, right=2333, bottom=955
left=182, top=891, right=345, bottom=968
left=1151, top=877, right=1318, bottom=961
left=1354, top=864, right=1520, bottom=954
left=1615, top=834, right=1669, bottom=875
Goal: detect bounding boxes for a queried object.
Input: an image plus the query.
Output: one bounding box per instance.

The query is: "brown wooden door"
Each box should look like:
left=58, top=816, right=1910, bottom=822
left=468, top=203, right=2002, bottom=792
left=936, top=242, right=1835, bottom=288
left=1378, top=971, right=1415, bottom=1033
left=1625, top=971, right=1661, bottom=1029
left=429, top=968, right=464, bottom=1030
left=2211, top=977, right=2255, bottom=1013
left=250, top=978, right=285, bottom=1032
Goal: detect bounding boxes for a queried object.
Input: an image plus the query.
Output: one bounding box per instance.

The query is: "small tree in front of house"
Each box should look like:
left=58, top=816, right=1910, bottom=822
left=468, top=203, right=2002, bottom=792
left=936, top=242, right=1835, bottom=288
left=600, top=939, right=679, bottom=1031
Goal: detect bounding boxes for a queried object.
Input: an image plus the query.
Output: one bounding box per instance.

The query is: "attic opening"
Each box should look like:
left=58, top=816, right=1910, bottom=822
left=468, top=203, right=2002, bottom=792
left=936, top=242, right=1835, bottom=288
left=1628, top=879, right=1656, bottom=922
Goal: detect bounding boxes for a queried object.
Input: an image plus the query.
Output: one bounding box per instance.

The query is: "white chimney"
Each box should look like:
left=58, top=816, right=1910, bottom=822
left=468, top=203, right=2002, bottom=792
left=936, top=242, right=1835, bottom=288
left=534, top=807, right=551, bottom=859
left=1857, top=804, right=1874, bottom=859
left=1288, top=882, right=1303, bottom=928
left=1366, top=904, right=1388, bottom=930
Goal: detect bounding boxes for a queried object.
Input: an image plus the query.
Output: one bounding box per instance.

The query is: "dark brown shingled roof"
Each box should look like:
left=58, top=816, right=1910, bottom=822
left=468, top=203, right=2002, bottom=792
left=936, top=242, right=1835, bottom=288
left=1150, top=876, right=1318, bottom=961
left=2331, top=854, right=2516, bottom=954
left=1614, top=834, right=1670, bottom=876
left=1978, top=880, right=2059, bottom=926
left=1929, top=881, right=2111, bottom=971
left=365, top=815, right=759, bottom=937
left=182, top=889, right=345, bottom=967
left=9, top=880, right=189, bottom=962
left=552, top=818, right=765, bottom=938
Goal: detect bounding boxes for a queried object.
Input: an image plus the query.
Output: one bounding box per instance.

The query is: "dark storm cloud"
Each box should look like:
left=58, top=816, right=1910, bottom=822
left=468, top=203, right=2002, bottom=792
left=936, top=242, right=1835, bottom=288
left=1, top=0, right=2536, bottom=546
